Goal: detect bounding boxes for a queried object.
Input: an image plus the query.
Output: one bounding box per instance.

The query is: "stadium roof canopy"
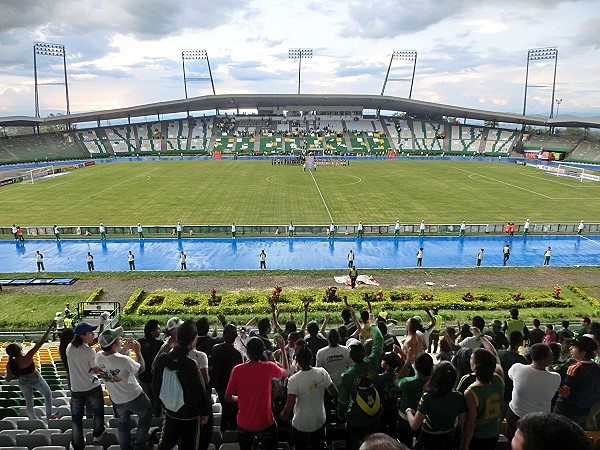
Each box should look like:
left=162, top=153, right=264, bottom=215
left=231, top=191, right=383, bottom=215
left=1, top=94, right=599, bottom=129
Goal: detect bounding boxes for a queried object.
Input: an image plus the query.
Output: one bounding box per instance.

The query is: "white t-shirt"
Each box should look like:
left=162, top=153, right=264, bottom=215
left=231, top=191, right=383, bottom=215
left=66, top=343, right=101, bottom=392
left=95, top=351, right=143, bottom=404
left=458, top=335, right=482, bottom=350
left=287, top=367, right=333, bottom=432
left=508, top=363, right=561, bottom=417
left=137, top=225, right=143, bottom=233
left=128, top=253, right=134, bottom=262
left=188, top=349, right=208, bottom=389
left=176, top=223, right=182, bottom=232
left=315, top=345, right=351, bottom=387
left=234, top=335, right=249, bottom=360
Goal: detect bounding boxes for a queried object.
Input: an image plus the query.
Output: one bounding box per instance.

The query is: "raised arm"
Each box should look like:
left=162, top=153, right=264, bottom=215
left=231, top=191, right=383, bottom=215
left=26, top=320, right=56, bottom=358
left=423, top=308, right=436, bottom=332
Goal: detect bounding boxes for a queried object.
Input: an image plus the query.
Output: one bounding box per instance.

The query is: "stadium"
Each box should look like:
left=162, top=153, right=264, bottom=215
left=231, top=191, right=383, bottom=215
left=1, top=2, right=600, bottom=449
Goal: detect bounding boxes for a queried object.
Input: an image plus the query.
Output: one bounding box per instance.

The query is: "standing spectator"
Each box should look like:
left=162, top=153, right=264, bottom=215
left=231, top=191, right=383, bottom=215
left=503, top=308, right=529, bottom=342
left=226, top=335, right=289, bottom=450
left=394, top=220, right=401, bottom=237
left=234, top=326, right=251, bottom=361
left=67, top=322, right=105, bottom=450
left=487, top=320, right=509, bottom=350
left=5, top=320, right=57, bottom=420
left=153, top=320, right=211, bottom=450
left=503, top=243, right=510, bottom=265
left=337, top=324, right=383, bottom=450
left=577, top=220, right=584, bottom=235
left=428, top=308, right=443, bottom=353
left=176, top=221, right=182, bottom=239
left=329, top=222, right=335, bottom=238
left=138, top=320, right=163, bottom=416
left=506, top=344, right=561, bottom=440
left=128, top=251, right=135, bottom=270
left=462, top=347, right=505, bottom=450
left=137, top=223, right=144, bottom=240
left=95, top=328, right=152, bottom=450
left=419, top=219, right=425, bottom=236
left=86, top=252, right=94, bottom=272
left=53, top=224, right=60, bottom=241
left=498, top=331, right=528, bottom=406
left=416, top=247, right=423, bottom=267
left=180, top=251, right=187, bottom=270
left=341, top=307, right=359, bottom=343
left=476, top=249, right=484, bottom=267
left=523, top=219, right=530, bottom=235
left=17, top=226, right=24, bottom=241
left=58, top=328, right=75, bottom=387
left=406, top=361, right=466, bottom=449
left=259, top=250, right=267, bottom=269
left=528, top=319, right=545, bottom=346
left=288, top=222, right=294, bottom=237
left=574, top=317, right=591, bottom=338
left=554, top=336, right=600, bottom=426
left=348, top=249, right=355, bottom=268
left=281, top=342, right=337, bottom=450
left=357, top=221, right=364, bottom=237
left=542, top=324, right=557, bottom=345
left=54, top=312, right=65, bottom=340
left=306, top=321, right=328, bottom=365
left=349, top=265, right=358, bottom=289
left=35, top=250, right=45, bottom=272
left=99, top=223, right=106, bottom=240
left=460, top=220, right=466, bottom=236
left=11, top=224, right=18, bottom=240
left=231, top=222, right=236, bottom=238
left=316, top=328, right=352, bottom=388
left=212, top=324, right=243, bottom=432
left=543, top=247, right=552, bottom=266
left=511, top=412, right=592, bottom=450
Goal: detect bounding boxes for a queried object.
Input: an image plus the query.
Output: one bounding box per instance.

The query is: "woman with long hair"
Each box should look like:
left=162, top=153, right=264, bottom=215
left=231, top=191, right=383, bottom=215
left=461, top=348, right=505, bottom=450
left=407, top=361, right=467, bottom=449
left=5, top=320, right=57, bottom=419
left=281, top=341, right=338, bottom=450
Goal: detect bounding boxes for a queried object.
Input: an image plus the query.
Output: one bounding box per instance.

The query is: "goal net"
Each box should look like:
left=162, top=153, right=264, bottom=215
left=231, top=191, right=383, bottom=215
left=29, top=166, right=54, bottom=184
left=556, top=164, right=600, bottom=183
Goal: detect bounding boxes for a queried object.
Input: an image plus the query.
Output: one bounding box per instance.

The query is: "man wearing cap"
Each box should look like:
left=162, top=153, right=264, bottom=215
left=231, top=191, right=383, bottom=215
left=153, top=320, right=211, bottom=450
left=153, top=317, right=182, bottom=364
left=67, top=322, right=105, bottom=450
left=554, top=335, right=600, bottom=426
left=53, top=312, right=65, bottom=340
left=487, top=320, right=509, bottom=350
left=96, top=328, right=152, bottom=450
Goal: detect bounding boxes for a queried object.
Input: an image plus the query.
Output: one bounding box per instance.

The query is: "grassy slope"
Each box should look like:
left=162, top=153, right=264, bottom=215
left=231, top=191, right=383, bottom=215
left=1, top=160, right=599, bottom=225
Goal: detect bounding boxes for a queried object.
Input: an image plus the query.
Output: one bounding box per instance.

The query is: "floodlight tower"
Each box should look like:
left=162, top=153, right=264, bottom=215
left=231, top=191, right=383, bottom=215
left=522, top=47, right=558, bottom=117
left=555, top=98, right=563, bottom=118
left=181, top=49, right=216, bottom=99
left=288, top=48, right=313, bottom=94
left=381, top=50, right=417, bottom=98
left=33, top=42, right=70, bottom=117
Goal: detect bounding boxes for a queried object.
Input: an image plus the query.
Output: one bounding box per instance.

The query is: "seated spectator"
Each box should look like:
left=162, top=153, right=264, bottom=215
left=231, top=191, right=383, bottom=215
left=574, top=317, right=591, bottom=338
left=511, top=412, right=592, bottom=450
left=555, top=320, right=570, bottom=342
left=406, top=361, right=466, bottom=449
left=506, top=344, right=561, bottom=440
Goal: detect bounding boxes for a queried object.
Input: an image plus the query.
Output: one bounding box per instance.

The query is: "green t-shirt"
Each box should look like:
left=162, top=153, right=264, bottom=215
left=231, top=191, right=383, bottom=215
left=378, top=371, right=400, bottom=413
left=417, top=391, right=466, bottom=432
left=397, top=375, right=427, bottom=412
left=465, top=374, right=504, bottom=439
left=338, top=325, right=383, bottom=426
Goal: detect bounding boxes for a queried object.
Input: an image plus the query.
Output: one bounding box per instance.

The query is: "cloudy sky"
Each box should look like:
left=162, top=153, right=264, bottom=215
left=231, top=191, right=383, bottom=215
left=0, top=0, right=599, bottom=119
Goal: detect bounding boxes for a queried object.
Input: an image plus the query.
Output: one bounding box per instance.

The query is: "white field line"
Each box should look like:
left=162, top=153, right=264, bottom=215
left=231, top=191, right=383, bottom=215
left=309, top=171, right=334, bottom=223
left=0, top=172, right=97, bottom=194
left=454, top=167, right=554, bottom=199
left=80, top=168, right=159, bottom=201
left=522, top=173, right=600, bottom=188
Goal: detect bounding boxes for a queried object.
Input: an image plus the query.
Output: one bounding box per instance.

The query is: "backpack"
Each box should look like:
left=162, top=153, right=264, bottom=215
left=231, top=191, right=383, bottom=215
left=159, top=367, right=185, bottom=412
left=355, top=376, right=381, bottom=416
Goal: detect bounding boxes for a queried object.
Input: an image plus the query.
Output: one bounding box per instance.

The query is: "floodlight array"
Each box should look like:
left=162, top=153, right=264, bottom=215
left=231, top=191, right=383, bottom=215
left=34, top=42, right=65, bottom=57
left=288, top=48, right=313, bottom=59
left=392, top=50, right=417, bottom=61
left=527, top=47, right=558, bottom=61
left=182, top=49, right=208, bottom=60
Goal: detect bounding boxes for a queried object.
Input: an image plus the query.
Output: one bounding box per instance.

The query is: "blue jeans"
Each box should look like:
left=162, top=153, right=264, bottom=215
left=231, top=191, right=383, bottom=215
left=19, top=374, right=53, bottom=419
left=71, top=386, right=105, bottom=450
left=114, top=392, right=152, bottom=450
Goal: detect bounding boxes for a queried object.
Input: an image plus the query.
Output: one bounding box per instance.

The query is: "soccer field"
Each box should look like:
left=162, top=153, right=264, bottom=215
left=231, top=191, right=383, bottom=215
left=1, top=159, right=600, bottom=226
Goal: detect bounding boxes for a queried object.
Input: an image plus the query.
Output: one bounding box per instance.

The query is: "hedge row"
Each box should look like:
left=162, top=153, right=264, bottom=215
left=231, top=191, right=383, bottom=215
left=122, top=287, right=571, bottom=317
left=566, top=284, right=600, bottom=310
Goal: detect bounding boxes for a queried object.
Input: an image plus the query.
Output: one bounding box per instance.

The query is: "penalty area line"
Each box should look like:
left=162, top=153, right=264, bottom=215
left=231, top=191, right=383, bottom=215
left=454, top=167, right=553, bottom=199
left=80, top=168, right=159, bottom=201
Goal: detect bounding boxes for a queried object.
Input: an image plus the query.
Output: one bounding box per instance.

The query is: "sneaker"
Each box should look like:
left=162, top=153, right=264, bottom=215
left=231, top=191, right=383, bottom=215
left=93, top=429, right=106, bottom=443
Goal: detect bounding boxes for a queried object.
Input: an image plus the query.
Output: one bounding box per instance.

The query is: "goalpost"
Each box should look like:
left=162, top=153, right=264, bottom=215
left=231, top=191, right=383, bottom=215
left=29, top=166, right=54, bottom=184
left=556, top=164, right=600, bottom=183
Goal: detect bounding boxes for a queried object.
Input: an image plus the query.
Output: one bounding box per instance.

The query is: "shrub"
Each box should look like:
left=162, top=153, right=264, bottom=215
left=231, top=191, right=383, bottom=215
left=86, top=288, right=104, bottom=304
left=566, top=284, right=600, bottom=309
left=123, top=288, right=145, bottom=314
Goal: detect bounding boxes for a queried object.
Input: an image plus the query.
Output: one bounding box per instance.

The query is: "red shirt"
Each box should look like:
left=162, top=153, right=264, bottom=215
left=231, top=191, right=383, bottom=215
left=225, top=360, right=286, bottom=432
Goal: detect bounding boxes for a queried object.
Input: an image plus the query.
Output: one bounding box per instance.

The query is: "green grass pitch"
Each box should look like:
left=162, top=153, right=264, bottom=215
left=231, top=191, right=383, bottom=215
left=1, top=160, right=600, bottom=226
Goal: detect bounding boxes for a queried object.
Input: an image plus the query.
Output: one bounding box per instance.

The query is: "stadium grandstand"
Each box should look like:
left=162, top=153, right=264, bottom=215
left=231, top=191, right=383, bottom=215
left=1, top=94, right=600, bottom=166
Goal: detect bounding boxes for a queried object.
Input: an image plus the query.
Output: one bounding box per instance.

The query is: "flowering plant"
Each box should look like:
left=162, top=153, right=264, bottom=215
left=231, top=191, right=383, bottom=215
left=462, top=292, right=475, bottom=302
left=375, top=290, right=384, bottom=301
left=512, top=292, right=523, bottom=301
left=553, top=285, right=561, bottom=299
